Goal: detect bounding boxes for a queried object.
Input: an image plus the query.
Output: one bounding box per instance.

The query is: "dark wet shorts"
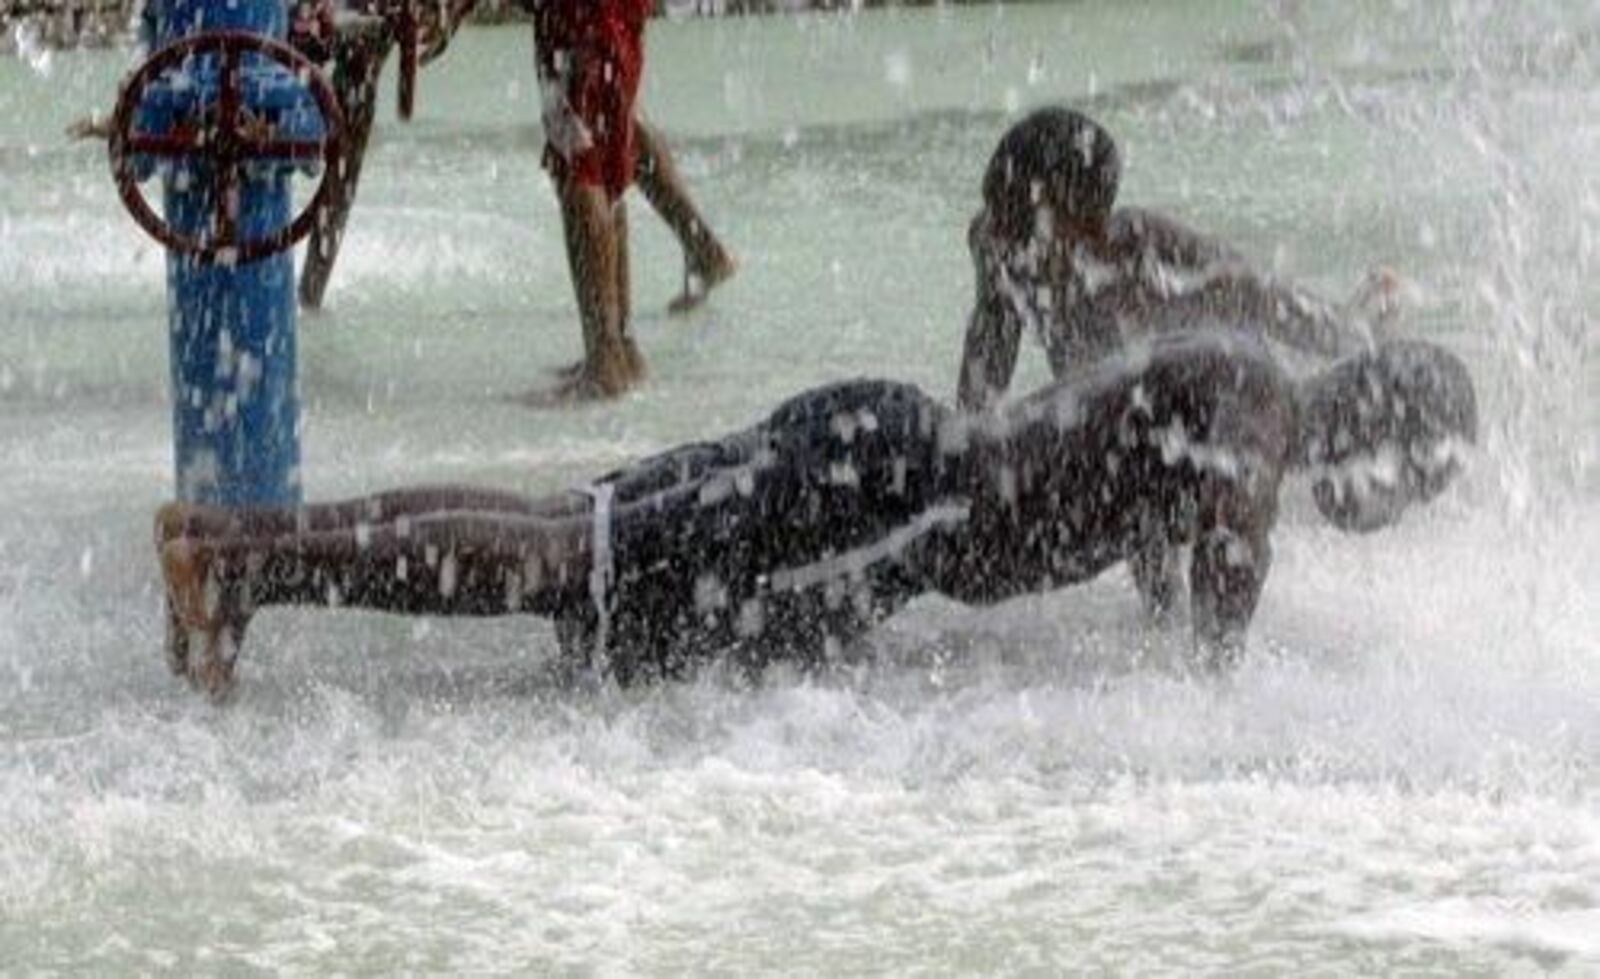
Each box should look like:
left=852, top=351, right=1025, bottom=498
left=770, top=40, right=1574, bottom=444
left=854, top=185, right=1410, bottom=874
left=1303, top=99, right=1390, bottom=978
left=557, top=379, right=963, bottom=682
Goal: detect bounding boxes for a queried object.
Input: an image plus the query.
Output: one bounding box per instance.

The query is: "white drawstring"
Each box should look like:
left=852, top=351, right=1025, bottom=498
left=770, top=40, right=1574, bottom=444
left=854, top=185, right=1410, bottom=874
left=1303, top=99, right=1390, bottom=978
left=578, top=483, right=615, bottom=657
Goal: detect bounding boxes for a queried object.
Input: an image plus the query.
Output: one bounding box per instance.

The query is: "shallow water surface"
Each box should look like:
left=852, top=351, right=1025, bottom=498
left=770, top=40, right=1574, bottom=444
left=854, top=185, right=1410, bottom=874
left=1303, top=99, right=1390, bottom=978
left=1, top=1, right=1597, bottom=973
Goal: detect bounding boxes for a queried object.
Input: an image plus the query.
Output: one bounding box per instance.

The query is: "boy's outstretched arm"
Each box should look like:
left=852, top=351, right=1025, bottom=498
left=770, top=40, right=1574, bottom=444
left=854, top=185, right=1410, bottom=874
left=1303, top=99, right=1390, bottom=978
left=1182, top=264, right=1388, bottom=359
left=1122, top=209, right=1394, bottom=359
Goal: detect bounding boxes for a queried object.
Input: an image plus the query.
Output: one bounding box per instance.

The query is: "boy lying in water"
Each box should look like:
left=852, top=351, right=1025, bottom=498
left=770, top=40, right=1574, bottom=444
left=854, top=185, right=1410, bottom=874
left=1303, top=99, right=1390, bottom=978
left=157, top=332, right=1476, bottom=699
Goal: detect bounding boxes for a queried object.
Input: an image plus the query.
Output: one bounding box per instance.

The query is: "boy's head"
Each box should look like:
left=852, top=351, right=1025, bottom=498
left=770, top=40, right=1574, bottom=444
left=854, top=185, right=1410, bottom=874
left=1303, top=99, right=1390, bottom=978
left=981, top=107, right=1121, bottom=244
left=1302, top=340, right=1479, bottom=533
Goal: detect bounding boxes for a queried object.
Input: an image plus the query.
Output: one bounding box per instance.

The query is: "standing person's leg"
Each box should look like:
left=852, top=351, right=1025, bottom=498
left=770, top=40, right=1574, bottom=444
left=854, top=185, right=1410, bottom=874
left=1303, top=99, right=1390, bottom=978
left=543, top=178, right=643, bottom=402
left=529, top=8, right=648, bottom=403
left=633, top=119, right=737, bottom=315
left=547, top=192, right=647, bottom=385
left=611, top=197, right=647, bottom=379
left=300, top=18, right=394, bottom=310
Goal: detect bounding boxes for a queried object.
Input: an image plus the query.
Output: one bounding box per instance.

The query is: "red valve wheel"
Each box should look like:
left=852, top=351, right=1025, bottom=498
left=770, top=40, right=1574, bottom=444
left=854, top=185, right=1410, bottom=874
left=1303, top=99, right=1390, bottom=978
left=108, top=31, right=346, bottom=264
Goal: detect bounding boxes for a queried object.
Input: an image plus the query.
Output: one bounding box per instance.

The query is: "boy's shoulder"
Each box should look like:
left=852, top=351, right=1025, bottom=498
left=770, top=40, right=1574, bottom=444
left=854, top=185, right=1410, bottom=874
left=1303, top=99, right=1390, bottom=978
left=1109, top=207, right=1239, bottom=266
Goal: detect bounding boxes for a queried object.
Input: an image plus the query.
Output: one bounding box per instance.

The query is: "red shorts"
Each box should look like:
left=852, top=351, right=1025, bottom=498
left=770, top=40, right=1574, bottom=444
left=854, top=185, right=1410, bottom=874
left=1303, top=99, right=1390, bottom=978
left=535, top=1, right=649, bottom=200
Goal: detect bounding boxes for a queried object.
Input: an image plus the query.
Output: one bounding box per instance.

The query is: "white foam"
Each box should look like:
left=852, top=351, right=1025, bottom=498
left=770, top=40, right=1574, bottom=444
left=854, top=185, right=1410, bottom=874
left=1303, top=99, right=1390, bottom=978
left=1, top=7, right=1597, bottom=974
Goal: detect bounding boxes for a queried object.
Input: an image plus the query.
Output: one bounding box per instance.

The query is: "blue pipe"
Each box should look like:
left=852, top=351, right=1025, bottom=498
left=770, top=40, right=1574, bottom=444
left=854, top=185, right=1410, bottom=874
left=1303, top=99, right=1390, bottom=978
left=137, top=0, right=316, bottom=506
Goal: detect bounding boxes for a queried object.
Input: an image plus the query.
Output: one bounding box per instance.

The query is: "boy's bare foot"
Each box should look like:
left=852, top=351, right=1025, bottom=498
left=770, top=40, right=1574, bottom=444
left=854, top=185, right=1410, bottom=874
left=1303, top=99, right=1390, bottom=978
left=550, top=339, right=645, bottom=383
left=517, top=370, right=637, bottom=407
left=621, top=336, right=647, bottom=379
left=156, top=501, right=239, bottom=681
left=515, top=377, right=609, bottom=408
left=520, top=342, right=646, bottom=407
left=549, top=359, right=586, bottom=381
left=667, top=249, right=737, bottom=316
left=158, top=513, right=251, bottom=701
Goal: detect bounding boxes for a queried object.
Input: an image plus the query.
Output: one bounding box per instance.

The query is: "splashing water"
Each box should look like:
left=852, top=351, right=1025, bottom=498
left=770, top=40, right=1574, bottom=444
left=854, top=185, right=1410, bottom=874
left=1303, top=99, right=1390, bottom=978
left=0, top=2, right=1596, bottom=973
left=10, top=20, right=53, bottom=76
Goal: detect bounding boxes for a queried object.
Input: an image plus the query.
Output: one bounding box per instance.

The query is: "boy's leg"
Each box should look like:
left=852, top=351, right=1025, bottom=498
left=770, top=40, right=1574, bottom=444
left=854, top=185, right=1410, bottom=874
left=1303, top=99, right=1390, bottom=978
left=158, top=501, right=593, bottom=698
left=155, top=486, right=559, bottom=549
left=166, top=511, right=591, bottom=618
left=299, top=20, right=394, bottom=310
left=540, top=179, right=644, bottom=402
left=634, top=119, right=737, bottom=314
left=547, top=197, right=642, bottom=383
left=613, top=198, right=646, bottom=379
left=530, top=7, right=648, bottom=401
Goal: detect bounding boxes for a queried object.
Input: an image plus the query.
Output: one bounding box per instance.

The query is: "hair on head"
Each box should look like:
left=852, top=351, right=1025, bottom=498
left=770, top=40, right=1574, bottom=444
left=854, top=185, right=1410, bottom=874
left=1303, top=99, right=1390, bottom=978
left=982, top=107, right=1121, bottom=241
left=1305, top=340, right=1478, bottom=532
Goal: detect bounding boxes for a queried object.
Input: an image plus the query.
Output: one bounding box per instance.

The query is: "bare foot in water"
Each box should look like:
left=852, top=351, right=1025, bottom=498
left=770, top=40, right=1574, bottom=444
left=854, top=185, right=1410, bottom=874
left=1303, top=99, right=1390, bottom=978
left=667, top=249, right=737, bottom=316
left=548, top=360, right=586, bottom=382
left=157, top=505, right=251, bottom=701
left=517, top=344, right=647, bottom=408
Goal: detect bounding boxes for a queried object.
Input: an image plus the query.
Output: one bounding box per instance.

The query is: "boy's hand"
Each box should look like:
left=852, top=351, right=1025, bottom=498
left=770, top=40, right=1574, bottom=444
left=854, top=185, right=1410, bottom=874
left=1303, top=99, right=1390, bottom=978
left=538, top=73, right=593, bottom=160
left=1357, top=266, right=1402, bottom=318
left=1346, top=266, right=1404, bottom=342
